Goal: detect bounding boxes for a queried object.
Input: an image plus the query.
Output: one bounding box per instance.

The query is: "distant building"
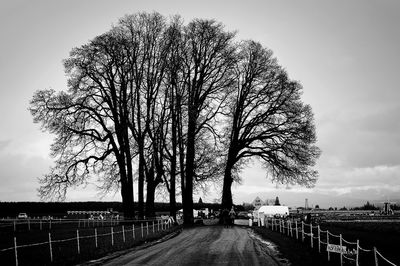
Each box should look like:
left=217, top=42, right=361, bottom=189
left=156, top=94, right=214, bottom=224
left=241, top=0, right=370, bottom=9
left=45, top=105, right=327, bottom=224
left=67, top=210, right=118, bottom=219
left=252, top=197, right=264, bottom=210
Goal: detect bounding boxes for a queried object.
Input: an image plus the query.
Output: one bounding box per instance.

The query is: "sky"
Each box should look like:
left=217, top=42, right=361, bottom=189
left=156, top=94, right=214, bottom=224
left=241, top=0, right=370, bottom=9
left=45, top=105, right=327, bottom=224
left=0, top=0, right=399, bottom=208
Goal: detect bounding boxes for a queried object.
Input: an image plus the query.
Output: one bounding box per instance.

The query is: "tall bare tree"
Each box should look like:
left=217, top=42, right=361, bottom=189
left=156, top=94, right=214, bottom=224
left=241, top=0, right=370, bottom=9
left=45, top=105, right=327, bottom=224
left=31, top=13, right=320, bottom=223
left=221, top=41, right=320, bottom=209
left=30, top=29, right=137, bottom=218
left=180, top=19, right=236, bottom=224
left=117, top=12, right=169, bottom=218
left=162, top=17, right=184, bottom=219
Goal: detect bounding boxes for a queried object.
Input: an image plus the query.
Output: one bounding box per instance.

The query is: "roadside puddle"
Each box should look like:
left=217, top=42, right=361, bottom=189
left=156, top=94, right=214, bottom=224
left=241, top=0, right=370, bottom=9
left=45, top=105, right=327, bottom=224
left=248, top=229, right=291, bottom=266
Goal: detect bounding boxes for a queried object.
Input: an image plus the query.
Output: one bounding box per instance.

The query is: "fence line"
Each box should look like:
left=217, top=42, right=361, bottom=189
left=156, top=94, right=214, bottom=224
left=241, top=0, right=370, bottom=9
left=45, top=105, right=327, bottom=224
left=260, top=217, right=397, bottom=266
left=0, top=217, right=170, bottom=232
left=0, top=218, right=173, bottom=266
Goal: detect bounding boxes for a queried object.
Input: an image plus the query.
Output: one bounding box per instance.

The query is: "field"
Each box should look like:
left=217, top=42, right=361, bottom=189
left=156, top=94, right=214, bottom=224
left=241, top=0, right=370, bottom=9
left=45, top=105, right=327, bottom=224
left=0, top=218, right=179, bottom=266
left=2, top=216, right=399, bottom=266
left=320, top=220, right=400, bottom=265
left=249, top=217, right=400, bottom=266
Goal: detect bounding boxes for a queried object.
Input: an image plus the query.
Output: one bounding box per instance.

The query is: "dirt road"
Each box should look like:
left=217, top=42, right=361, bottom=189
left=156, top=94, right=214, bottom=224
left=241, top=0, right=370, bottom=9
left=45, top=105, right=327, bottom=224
left=100, top=226, right=289, bottom=266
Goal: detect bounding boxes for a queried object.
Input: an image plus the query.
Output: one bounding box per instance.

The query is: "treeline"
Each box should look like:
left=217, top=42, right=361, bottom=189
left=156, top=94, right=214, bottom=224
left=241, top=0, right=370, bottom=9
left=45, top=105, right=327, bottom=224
left=29, top=12, right=319, bottom=225
left=352, top=201, right=380, bottom=211
left=0, top=201, right=222, bottom=218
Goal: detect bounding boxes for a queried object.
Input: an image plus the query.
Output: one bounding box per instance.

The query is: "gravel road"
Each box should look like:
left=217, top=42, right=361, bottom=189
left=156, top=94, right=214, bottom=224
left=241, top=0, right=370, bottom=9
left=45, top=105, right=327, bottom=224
left=100, top=226, right=290, bottom=266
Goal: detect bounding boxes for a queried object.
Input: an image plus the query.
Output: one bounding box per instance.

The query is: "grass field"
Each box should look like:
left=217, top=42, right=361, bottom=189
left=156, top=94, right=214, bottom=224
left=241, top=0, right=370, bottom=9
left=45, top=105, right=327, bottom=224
left=0, top=219, right=180, bottom=266
left=2, top=217, right=398, bottom=265
left=320, top=220, right=400, bottom=265
left=249, top=218, right=400, bottom=266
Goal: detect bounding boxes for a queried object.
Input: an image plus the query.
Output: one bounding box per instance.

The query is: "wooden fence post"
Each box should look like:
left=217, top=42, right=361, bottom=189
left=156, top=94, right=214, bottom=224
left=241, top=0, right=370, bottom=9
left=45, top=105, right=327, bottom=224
left=340, top=234, right=343, bottom=266
left=141, top=223, right=144, bottom=238
left=286, top=221, right=289, bottom=236
left=295, top=220, right=298, bottom=240
left=76, top=230, right=80, bottom=254
left=318, top=225, right=321, bottom=253
left=95, top=228, right=98, bottom=248
left=28, top=219, right=30, bottom=231
left=301, top=222, right=305, bottom=242
left=48, top=233, right=53, bottom=263
left=356, top=240, right=359, bottom=266
left=132, top=224, right=135, bottom=239
left=373, top=247, right=378, bottom=266
left=14, top=220, right=16, bottom=232
left=146, top=222, right=149, bottom=236
left=310, top=225, right=313, bottom=248
left=14, top=237, right=18, bottom=266
left=122, top=225, right=125, bottom=242
left=111, top=227, right=114, bottom=246
left=327, top=231, right=330, bottom=261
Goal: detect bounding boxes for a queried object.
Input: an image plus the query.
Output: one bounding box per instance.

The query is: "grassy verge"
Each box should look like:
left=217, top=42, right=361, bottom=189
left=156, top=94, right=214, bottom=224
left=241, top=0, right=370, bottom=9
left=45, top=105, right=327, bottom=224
left=0, top=223, right=182, bottom=266
left=252, top=226, right=338, bottom=266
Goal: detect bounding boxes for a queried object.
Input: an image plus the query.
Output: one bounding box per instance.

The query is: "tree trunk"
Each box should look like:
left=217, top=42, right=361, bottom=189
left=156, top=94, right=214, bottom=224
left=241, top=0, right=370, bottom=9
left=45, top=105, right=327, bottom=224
left=119, top=158, right=135, bottom=219
left=121, top=183, right=135, bottom=219
left=221, top=145, right=237, bottom=210
left=169, top=143, right=177, bottom=219
left=221, top=165, right=233, bottom=209
left=124, top=128, right=135, bottom=219
left=169, top=94, right=178, bottom=220
left=145, top=180, right=156, bottom=218
left=177, top=95, right=186, bottom=222
left=183, top=111, right=196, bottom=225
left=138, top=140, right=145, bottom=219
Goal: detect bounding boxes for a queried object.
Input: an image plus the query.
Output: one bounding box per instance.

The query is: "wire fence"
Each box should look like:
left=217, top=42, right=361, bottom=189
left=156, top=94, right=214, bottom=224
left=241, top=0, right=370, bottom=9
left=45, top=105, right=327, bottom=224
left=256, top=217, right=397, bottom=266
left=0, top=217, right=148, bottom=232
left=0, top=217, right=175, bottom=266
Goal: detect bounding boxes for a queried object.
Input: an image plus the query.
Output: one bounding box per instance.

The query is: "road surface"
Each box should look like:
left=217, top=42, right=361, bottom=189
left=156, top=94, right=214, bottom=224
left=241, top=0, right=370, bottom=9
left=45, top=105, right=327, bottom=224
left=100, top=226, right=290, bottom=266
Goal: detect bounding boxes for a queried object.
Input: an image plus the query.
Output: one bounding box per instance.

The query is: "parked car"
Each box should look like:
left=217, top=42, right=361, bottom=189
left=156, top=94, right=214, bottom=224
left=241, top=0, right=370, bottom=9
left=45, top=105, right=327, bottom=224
left=237, top=211, right=251, bottom=219
left=17, top=213, right=28, bottom=219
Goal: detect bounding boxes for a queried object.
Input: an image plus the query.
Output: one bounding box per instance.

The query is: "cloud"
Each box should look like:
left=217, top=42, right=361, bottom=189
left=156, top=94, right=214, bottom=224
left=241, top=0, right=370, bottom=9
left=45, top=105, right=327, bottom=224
left=0, top=152, right=51, bottom=201
left=0, top=139, right=11, bottom=151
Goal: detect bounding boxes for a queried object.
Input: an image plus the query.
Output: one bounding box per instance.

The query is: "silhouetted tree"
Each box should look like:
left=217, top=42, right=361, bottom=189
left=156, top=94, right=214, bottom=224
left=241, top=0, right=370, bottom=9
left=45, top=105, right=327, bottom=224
left=30, top=28, right=137, bottom=218
left=274, top=196, right=281, bottom=206
left=179, top=19, right=236, bottom=224
left=116, top=12, right=170, bottom=218
left=221, top=41, right=320, bottom=209
left=162, top=16, right=186, bottom=219
left=31, top=12, right=320, bottom=224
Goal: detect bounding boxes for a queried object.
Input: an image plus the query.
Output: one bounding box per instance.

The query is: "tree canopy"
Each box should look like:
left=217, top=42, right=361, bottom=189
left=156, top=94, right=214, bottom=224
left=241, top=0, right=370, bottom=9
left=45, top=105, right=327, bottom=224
left=30, top=12, right=320, bottom=224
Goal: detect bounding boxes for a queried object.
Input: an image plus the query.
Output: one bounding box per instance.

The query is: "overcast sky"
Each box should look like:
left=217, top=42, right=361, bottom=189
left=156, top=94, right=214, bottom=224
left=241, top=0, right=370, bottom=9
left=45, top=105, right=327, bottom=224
left=0, top=0, right=399, bottom=208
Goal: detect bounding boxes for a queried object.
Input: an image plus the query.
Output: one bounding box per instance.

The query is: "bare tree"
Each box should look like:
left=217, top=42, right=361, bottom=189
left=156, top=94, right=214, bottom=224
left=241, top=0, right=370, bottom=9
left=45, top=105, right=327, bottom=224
left=221, top=41, right=320, bottom=209
left=180, top=19, right=237, bottom=224
left=30, top=13, right=320, bottom=223
left=117, top=12, right=169, bottom=218
left=162, top=17, right=185, bottom=218
left=30, top=29, right=136, bottom=218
